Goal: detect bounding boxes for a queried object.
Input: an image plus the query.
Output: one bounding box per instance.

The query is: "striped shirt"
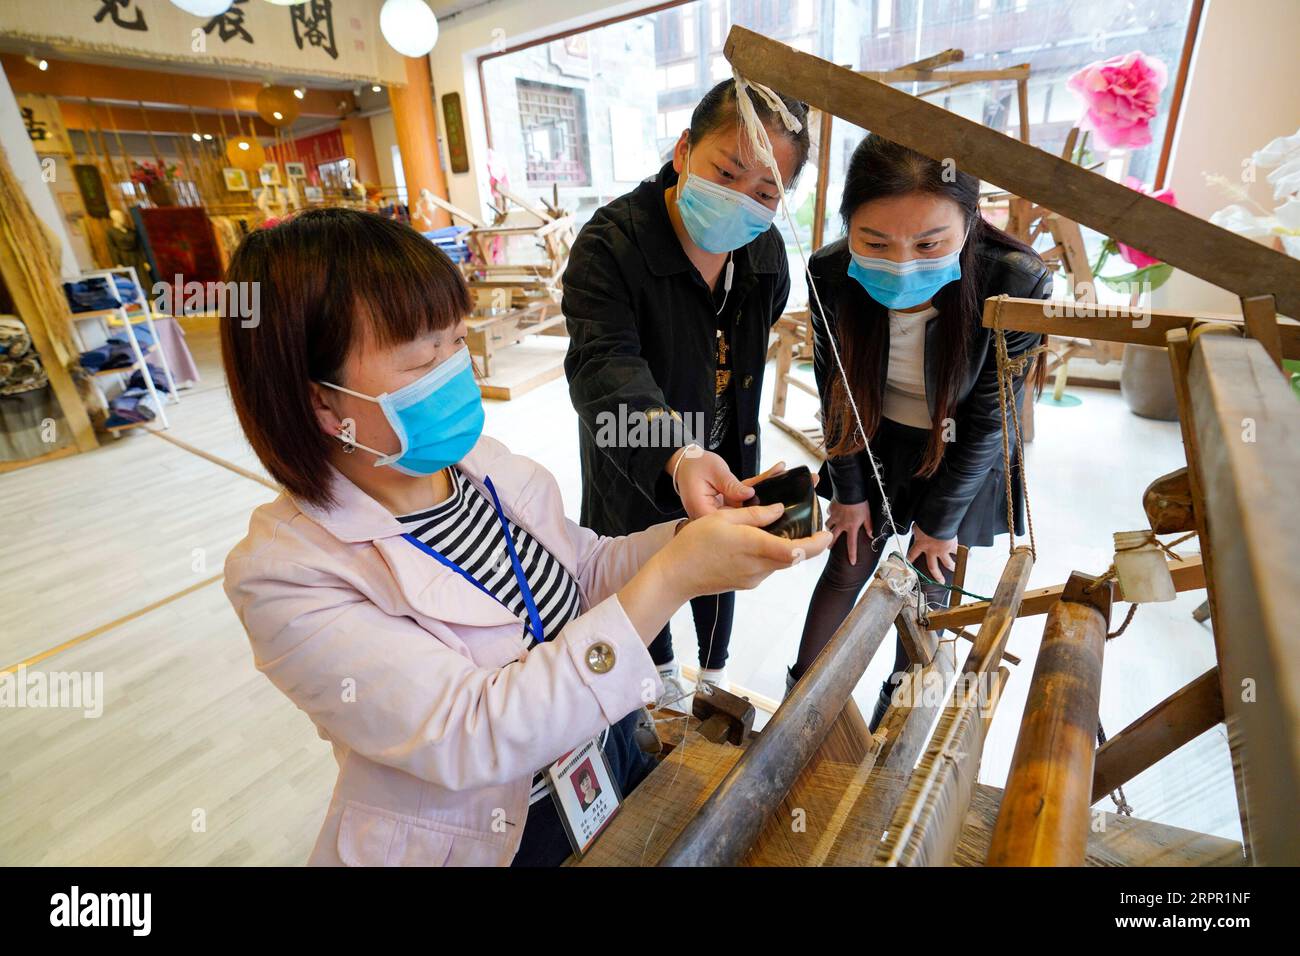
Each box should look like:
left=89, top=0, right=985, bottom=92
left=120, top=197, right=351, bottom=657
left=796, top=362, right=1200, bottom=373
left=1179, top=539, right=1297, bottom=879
left=398, top=466, right=587, bottom=805
left=398, top=467, right=582, bottom=648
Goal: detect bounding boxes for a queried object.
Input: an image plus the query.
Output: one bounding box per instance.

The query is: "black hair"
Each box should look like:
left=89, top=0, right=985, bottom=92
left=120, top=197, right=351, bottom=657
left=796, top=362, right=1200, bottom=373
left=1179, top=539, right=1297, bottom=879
left=823, top=133, right=1043, bottom=477
left=687, top=78, right=812, bottom=180
left=221, top=207, right=471, bottom=508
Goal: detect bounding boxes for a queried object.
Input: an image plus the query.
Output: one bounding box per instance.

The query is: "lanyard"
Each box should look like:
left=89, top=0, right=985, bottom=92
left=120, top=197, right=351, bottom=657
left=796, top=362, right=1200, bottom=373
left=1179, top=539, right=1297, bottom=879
left=401, top=474, right=546, bottom=645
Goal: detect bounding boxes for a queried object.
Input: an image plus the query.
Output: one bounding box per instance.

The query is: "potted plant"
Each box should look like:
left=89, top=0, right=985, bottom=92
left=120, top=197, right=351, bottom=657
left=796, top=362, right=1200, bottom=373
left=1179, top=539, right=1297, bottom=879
left=131, top=161, right=178, bottom=207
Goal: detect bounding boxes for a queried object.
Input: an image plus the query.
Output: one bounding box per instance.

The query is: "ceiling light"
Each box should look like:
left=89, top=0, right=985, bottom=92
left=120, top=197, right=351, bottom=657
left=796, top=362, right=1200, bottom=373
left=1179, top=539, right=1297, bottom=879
left=192, top=132, right=202, bottom=141
left=293, top=88, right=305, bottom=100
left=203, top=133, right=213, bottom=140
left=169, top=0, right=234, bottom=15
left=372, top=84, right=382, bottom=93
left=380, top=0, right=439, bottom=58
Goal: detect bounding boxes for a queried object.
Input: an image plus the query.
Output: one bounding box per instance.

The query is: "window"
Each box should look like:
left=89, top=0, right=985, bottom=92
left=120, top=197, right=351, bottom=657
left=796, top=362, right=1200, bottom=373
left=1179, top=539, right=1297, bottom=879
left=481, top=0, right=1198, bottom=284
left=388, top=145, right=405, bottom=203
left=516, top=80, right=591, bottom=186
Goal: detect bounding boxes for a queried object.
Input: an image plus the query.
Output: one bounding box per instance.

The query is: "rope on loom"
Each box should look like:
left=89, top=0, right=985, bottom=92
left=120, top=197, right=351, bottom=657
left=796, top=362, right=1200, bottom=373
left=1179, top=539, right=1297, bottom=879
left=992, top=307, right=1048, bottom=559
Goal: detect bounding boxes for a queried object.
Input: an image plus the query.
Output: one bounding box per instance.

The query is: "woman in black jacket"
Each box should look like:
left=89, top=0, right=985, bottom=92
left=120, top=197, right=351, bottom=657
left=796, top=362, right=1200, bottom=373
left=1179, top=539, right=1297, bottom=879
left=563, top=79, right=810, bottom=701
left=791, top=134, right=1051, bottom=727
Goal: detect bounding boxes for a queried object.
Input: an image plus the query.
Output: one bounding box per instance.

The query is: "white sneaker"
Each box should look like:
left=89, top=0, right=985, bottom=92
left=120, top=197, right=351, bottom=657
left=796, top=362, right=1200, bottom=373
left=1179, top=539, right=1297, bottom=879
left=655, top=663, right=689, bottom=711
left=697, top=667, right=729, bottom=693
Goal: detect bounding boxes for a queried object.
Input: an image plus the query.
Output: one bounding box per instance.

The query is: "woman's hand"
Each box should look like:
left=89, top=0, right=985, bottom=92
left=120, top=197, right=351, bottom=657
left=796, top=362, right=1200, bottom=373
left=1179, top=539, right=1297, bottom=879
left=825, top=499, right=873, bottom=566
left=618, top=504, right=833, bottom=642
left=907, top=525, right=958, bottom=582
left=667, top=446, right=753, bottom=518
left=667, top=504, right=833, bottom=596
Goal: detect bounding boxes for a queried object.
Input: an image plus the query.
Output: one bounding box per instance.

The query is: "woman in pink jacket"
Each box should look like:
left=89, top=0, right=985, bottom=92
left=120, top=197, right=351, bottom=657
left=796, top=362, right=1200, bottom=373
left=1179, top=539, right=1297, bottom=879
left=220, top=208, right=830, bottom=866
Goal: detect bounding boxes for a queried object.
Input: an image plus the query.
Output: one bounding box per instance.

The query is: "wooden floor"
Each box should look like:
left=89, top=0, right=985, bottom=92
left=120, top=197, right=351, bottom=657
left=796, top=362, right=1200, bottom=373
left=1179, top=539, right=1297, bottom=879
left=0, top=319, right=1243, bottom=864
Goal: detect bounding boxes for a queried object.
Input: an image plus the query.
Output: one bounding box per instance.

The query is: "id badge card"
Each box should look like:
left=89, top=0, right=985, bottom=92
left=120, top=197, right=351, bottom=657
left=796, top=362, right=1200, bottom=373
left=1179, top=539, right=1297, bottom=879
left=545, top=734, right=622, bottom=859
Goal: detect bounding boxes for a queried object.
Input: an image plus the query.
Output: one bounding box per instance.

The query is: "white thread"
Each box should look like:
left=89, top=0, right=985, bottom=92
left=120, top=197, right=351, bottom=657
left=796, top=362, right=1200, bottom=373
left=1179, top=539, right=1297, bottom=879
left=671, top=443, right=701, bottom=496
left=732, top=68, right=912, bottom=571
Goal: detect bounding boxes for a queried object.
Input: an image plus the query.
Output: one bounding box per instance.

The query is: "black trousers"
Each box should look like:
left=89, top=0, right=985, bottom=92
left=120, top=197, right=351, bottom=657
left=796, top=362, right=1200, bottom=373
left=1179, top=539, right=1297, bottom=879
left=647, top=591, right=734, bottom=670
left=646, top=419, right=742, bottom=672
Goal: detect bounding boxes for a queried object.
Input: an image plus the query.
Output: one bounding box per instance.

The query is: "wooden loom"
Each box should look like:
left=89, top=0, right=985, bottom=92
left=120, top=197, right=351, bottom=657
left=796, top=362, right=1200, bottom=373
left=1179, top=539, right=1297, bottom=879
left=578, top=27, right=1300, bottom=868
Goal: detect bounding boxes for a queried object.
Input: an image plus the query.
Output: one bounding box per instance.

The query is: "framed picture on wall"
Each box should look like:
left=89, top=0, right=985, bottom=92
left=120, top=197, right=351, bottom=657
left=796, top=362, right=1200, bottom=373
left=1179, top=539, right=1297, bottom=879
left=222, top=167, right=250, bottom=192
left=284, top=162, right=307, bottom=179
left=259, top=163, right=281, bottom=186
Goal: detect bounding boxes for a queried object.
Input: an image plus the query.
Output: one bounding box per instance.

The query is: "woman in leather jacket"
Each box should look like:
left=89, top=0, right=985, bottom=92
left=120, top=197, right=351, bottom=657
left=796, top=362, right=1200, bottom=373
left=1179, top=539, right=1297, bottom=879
left=790, top=134, right=1052, bottom=728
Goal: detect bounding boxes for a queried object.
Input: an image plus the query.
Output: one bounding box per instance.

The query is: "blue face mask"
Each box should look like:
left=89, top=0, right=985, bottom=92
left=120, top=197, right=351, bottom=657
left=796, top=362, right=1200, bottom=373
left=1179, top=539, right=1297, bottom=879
left=847, top=247, right=962, bottom=310
left=675, top=149, right=777, bottom=254
left=320, top=346, right=484, bottom=477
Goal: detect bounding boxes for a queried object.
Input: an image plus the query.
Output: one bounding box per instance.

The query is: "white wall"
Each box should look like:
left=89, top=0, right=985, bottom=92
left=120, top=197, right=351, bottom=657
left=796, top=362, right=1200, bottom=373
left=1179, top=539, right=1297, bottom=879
left=428, top=0, right=647, bottom=218
left=0, top=63, right=79, bottom=278
left=1155, top=0, right=1300, bottom=317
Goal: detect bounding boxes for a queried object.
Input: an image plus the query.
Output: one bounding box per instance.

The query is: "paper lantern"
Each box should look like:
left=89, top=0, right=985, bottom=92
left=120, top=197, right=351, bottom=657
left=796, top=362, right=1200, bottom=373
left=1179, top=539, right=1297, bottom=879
left=380, top=0, right=439, bottom=58
left=256, top=86, right=300, bottom=128
left=170, top=0, right=234, bottom=14
left=226, top=136, right=266, bottom=173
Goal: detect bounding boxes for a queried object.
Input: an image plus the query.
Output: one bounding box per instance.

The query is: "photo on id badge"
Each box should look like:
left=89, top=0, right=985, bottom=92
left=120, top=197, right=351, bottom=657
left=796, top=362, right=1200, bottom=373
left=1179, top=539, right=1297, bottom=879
left=546, top=736, right=622, bottom=857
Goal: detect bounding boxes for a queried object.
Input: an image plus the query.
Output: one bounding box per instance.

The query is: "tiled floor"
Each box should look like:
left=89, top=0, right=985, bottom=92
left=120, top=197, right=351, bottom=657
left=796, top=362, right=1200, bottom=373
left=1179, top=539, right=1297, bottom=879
left=0, top=320, right=1241, bottom=864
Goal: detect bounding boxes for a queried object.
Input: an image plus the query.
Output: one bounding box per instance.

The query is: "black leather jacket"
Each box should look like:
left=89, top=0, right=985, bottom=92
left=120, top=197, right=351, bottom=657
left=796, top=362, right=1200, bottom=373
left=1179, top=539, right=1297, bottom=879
left=810, top=236, right=1052, bottom=540
left=562, top=162, right=790, bottom=536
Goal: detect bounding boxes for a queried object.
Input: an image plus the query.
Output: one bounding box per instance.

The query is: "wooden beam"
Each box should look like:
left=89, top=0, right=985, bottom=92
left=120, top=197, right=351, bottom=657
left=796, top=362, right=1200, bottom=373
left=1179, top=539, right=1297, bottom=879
left=723, top=27, right=1300, bottom=319
left=1, top=54, right=354, bottom=118
left=926, top=555, right=1204, bottom=632
left=1092, top=667, right=1224, bottom=804
left=1241, top=294, right=1285, bottom=372
left=859, top=65, right=1031, bottom=84
left=1165, top=327, right=1253, bottom=859
left=983, top=295, right=1300, bottom=358
left=962, top=548, right=1034, bottom=677
left=1187, top=334, right=1300, bottom=865
left=56, top=100, right=276, bottom=139
left=656, top=555, right=913, bottom=867
left=988, top=573, right=1110, bottom=866
left=895, top=604, right=933, bottom=668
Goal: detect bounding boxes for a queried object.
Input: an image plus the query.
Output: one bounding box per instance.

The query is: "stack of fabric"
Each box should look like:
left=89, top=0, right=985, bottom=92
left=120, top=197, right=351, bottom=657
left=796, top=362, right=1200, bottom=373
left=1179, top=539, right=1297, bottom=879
left=63, top=275, right=139, bottom=314
left=78, top=326, right=156, bottom=373
left=103, top=386, right=161, bottom=429
left=423, top=226, right=472, bottom=264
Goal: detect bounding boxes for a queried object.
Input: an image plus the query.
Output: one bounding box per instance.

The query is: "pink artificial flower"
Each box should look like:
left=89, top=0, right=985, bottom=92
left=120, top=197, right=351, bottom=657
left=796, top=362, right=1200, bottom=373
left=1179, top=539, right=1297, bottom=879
left=1067, top=51, right=1168, bottom=150
left=1116, top=177, right=1177, bottom=268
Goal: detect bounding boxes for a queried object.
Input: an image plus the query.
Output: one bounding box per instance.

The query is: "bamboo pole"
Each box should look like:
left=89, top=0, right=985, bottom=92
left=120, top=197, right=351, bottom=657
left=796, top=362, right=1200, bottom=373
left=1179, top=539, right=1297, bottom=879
left=987, top=571, right=1111, bottom=866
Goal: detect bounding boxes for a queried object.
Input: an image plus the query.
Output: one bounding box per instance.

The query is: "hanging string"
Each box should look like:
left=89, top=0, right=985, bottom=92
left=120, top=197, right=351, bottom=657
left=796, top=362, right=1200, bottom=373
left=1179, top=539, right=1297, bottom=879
left=731, top=68, right=913, bottom=570
left=992, top=304, right=1047, bottom=559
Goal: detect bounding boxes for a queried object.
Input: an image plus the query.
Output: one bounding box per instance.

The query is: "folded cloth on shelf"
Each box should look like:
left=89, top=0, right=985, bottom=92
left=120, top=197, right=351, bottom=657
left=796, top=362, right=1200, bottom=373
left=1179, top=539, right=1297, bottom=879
left=105, top=386, right=160, bottom=427
left=423, top=226, right=472, bottom=264
left=127, top=363, right=171, bottom=393
left=78, top=326, right=157, bottom=372
left=62, top=275, right=139, bottom=313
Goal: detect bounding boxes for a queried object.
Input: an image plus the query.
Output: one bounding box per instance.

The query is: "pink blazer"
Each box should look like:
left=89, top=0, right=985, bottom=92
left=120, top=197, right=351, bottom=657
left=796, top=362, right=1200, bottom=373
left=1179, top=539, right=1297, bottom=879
left=223, top=434, right=673, bottom=865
